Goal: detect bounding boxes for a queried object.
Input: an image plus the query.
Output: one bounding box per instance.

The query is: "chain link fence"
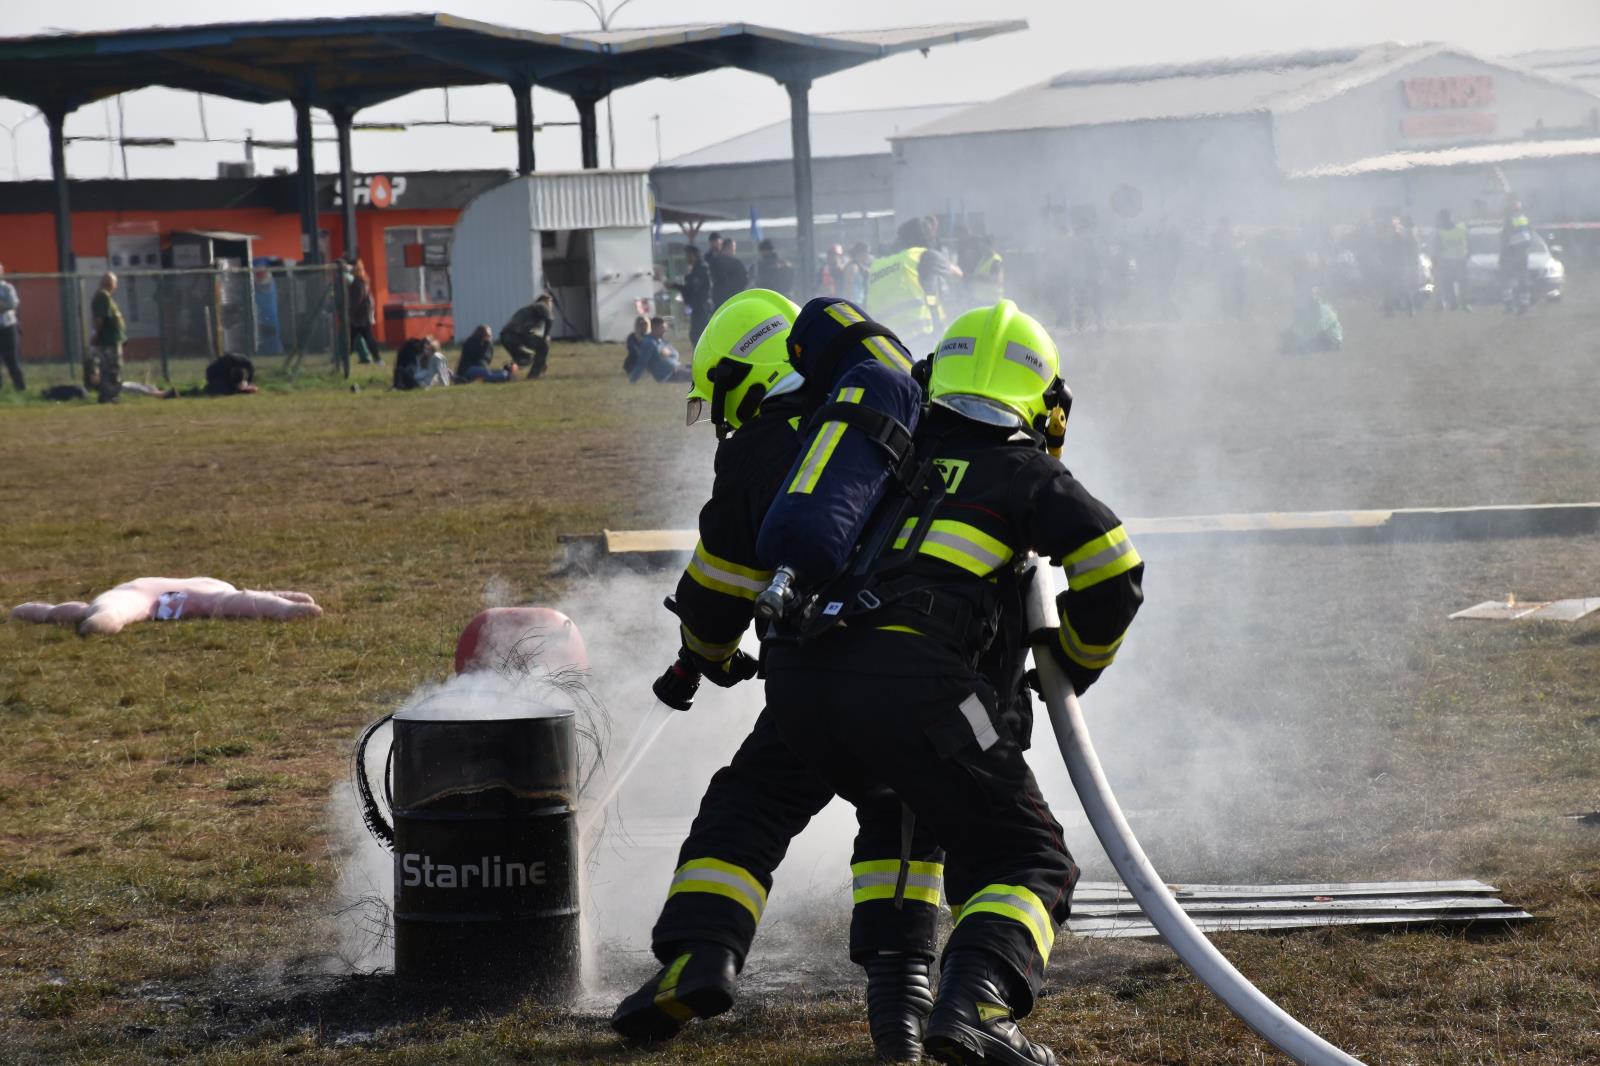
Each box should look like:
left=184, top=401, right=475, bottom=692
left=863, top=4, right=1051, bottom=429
left=6, top=263, right=350, bottom=381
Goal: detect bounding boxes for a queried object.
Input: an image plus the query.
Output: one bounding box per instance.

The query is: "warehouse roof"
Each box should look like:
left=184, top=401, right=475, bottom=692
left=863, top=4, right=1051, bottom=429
left=895, top=43, right=1586, bottom=141
left=657, top=103, right=973, bottom=169
left=0, top=15, right=1025, bottom=112
left=1289, top=136, right=1600, bottom=179
left=1510, top=46, right=1600, bottom=87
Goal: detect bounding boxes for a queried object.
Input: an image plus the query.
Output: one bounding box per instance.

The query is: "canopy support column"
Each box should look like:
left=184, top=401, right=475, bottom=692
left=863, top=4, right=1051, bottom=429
left=576, top=95, right=600, bottom=169
left=784, top=77, right=815, bottom=298
left=293, top=96, right=321, bottom=264
left=46, top=105, right=78, bottom=367
left=511, top=80, right=536, bottom=175
left=331, top=104, right=358, bottom=262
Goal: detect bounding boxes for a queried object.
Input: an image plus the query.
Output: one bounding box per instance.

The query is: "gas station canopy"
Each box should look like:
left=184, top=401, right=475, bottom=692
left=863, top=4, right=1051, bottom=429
left=0, top=14, right=1023, bottom=111
left=0, top=13, right=1024, bottom=346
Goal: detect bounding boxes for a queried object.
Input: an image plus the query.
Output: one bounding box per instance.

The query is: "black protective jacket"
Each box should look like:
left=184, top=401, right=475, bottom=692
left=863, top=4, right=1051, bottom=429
left=786, top=407, right=1144, bottom=700
left=672, top=392, right=808, bottom=667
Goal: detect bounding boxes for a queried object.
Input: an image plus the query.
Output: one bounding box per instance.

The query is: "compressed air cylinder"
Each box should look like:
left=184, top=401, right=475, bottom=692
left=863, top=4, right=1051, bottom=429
left=756, top=298, right=922, bottom=585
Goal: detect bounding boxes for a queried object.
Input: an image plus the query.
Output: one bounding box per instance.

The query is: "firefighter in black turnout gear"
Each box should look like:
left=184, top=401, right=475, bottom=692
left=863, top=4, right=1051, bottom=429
left=765, top=300, right=1145, bottom=1066
left=611, top=291, right=945, bottom=1062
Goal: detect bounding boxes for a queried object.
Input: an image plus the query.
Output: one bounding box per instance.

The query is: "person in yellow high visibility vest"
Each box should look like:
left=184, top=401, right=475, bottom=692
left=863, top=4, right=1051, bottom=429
left=1432, top=208, right=1471, bottom=312
left=868, top=217, right=961, bottom=350
left=967, top=234, right=1005, bottom=307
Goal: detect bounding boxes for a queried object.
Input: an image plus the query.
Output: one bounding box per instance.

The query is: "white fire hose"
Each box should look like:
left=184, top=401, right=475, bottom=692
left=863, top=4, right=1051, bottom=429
left=1025, top=561, right=1364, bottom=1065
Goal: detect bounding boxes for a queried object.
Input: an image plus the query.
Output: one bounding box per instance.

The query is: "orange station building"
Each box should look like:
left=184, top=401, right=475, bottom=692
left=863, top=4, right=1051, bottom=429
left=0, top=168, right=509, bottom=359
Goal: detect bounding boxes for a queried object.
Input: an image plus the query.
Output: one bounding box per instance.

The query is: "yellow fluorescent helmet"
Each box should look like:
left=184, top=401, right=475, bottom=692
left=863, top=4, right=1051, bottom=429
left=929, top=299, right=1061, bottom=428
left=688, top=288, right=801, bottom=432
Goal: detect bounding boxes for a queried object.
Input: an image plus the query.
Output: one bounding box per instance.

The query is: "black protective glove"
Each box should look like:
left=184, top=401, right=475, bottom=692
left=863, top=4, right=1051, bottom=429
left=684, top=647, right=760, bottom=689
left=1028, top=626, right=1099, bottom=696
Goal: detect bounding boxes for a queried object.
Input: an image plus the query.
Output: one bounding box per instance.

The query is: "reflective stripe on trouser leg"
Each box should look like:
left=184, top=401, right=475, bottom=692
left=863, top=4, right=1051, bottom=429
left=666, top=857, right=769, bottom=923
left=953, top=883, right=1056, bottom=965
left=851, top=859, right=945, bottom=907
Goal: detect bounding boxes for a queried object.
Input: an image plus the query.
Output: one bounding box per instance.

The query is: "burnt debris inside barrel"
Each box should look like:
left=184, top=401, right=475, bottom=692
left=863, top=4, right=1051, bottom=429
left=388, top=695, right=579, bottom=995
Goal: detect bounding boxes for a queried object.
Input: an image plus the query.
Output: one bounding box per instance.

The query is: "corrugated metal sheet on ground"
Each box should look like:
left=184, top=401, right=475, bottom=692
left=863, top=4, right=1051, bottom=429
left=1449, top=597, right=1600, bottom=621
left=1068, top=879, right=1532, bottom=940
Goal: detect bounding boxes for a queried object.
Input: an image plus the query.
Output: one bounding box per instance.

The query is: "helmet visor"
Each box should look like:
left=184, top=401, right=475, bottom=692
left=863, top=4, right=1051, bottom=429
left=685, top=397, right=709, bottom=426
left=935, top=394, right=1023, bottom=428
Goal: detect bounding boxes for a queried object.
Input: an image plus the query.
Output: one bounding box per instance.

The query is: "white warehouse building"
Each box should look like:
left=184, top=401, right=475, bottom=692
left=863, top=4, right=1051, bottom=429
left=890, top=43, right=1600, bottom=244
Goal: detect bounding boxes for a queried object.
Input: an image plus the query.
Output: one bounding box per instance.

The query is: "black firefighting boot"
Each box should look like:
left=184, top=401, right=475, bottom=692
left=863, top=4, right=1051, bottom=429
left=923, top=951, right=1057, bottom=1066
left=609, top=941, right=737, bottom=1046
left=864, top=952, right=935, bottom=1062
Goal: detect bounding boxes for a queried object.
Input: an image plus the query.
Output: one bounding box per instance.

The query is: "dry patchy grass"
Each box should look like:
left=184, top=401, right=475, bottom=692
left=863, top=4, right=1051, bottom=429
left=1, top=304, right=1598, bottom=1063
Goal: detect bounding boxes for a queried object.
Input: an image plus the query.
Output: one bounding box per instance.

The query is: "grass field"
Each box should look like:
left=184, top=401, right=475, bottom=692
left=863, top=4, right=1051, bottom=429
left=1, top=297, right=1598, bottom=1065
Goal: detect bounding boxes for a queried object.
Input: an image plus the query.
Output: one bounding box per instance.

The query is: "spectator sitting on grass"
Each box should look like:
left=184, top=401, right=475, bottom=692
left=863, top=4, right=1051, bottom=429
left=394, top=337, right=452, bottom=390
left=1279, top=286, right=1343, bottom=355
left=628, top=316, right=687, bottom=383
left=456, top=325, right=518, bottom=383
left=205, top=353, right=259, bottom=396
left=500, top=294, right=554, bottom=377
left=623, top=315, right=648, bottom=377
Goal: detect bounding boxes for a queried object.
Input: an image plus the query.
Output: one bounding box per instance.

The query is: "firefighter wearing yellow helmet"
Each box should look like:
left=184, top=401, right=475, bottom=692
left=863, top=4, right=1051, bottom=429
left=614, top=291, right=949, bottom=1062
left=685, top=287, right=802, bottom=436
left=762, top=299, right=1146, bottom=1065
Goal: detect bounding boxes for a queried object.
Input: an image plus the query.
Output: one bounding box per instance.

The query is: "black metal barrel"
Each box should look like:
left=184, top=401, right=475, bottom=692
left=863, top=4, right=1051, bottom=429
left=390, top=699, right=578, bottom=994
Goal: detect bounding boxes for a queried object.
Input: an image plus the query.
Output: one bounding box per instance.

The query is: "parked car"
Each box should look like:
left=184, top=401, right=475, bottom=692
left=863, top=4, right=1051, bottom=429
left=1465, top=225, right=1565, bottom=303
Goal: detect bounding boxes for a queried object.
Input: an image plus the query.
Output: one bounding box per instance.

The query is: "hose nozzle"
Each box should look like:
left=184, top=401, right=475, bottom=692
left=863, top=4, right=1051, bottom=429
left=754, top=566, right=798, bottom=623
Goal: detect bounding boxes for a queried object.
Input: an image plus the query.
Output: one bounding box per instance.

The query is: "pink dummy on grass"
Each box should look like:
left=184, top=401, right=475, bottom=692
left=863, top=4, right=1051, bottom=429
left=11, top=577, right=322, bottom=637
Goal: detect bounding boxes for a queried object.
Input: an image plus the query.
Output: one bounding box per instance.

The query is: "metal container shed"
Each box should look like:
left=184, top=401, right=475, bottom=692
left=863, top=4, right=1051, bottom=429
left=450, top=170, right=654, bottom=344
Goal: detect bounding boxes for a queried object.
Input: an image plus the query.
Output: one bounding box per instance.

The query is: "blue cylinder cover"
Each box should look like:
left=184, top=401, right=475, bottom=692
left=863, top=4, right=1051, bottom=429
left=757, top=298, right=922, bottom=585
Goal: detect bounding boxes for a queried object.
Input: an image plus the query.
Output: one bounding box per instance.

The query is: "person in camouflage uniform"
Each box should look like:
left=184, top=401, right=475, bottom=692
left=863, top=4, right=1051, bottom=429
left=86, top=273, right=126, bottom=404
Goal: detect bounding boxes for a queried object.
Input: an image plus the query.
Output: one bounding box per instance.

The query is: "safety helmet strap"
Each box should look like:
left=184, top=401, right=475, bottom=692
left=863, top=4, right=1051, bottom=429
left=709, top=359, right=754, bottom=433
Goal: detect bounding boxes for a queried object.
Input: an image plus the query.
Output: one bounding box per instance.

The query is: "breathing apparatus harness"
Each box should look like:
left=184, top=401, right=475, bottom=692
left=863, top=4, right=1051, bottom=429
left=752, top=320, right=922, bottom=622
left=762, top=363, right=1073, bottom=661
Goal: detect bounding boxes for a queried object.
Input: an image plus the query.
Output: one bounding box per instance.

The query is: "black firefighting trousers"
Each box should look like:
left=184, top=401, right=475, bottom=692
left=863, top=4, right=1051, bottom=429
left=650, top=706, right=944, bottom=969
left=765, top=662, right=1079, bottom=1015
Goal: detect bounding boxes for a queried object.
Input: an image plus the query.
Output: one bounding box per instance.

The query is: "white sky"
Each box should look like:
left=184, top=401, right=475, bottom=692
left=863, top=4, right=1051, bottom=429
left=2, top=0, right=1598, bottom=181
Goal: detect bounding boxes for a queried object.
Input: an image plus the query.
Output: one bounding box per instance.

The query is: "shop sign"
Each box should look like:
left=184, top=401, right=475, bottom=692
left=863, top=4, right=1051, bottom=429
left=1402, top=75, right=1495, bottom=110
left=332, top=174, right=411, bottom=209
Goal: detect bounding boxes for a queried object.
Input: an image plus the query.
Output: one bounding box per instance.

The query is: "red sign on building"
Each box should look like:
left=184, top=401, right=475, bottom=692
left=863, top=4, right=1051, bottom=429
left=1402, top=75, right=1496, bottom=110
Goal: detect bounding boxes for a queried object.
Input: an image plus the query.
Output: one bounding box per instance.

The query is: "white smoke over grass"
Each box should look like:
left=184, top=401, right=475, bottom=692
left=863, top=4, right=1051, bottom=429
left=555, top=569, right=862, bottom=1003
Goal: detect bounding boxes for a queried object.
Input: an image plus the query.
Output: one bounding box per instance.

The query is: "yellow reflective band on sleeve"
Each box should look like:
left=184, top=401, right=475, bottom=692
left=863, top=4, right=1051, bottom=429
left=893, top=519, right=1013, bottom=576
left=679, top=623, right=741, bottom=664
left=825, top=303, right=865, bottom=326
left=667, top=857, right=769, bottom=923
left=955, top=883, right=1056, bottom=964
left=876, top=624, right=925, bottom=636
left=850, top=860, right=944, bottom=907
left=686, top=540, right=773, bottom=601
left=788, top=386, right=865, bottom=495
left=1057, top=615, right=1126, bottom=670
left=1062, top=526, right=1142, bottom=591
left=653, top=952, right=695, bottom=1022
